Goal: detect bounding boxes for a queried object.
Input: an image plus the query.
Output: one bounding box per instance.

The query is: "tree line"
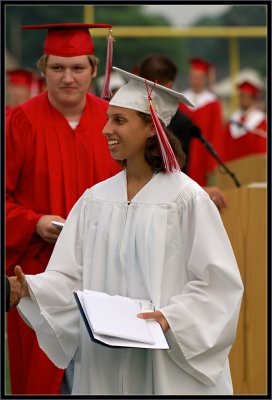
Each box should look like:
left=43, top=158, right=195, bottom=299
left=5, top=4, right=266, bottom=83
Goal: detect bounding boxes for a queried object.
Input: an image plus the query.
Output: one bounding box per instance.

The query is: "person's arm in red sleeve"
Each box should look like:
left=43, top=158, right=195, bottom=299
left=5, top=108, right=45, bottom=274
left=208, top=100, right=224, bottom=173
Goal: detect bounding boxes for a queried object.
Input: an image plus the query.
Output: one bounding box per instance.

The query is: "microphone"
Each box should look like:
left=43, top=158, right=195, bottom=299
left=190, top=125, right=241, bottom=188
left=190, top=125, right=220, bottom=159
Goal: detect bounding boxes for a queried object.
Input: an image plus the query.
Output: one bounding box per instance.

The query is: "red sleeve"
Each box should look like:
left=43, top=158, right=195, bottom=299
left=255, top=119, right=267, bottom=153
left=221, top=118, right=267, bottom=163
left=208, top=100, right=224, bottom=171
left=5, top=107, right=44, bottom=273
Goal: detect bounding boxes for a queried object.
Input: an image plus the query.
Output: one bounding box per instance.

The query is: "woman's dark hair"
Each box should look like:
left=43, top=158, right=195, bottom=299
left=118, top=111, right=186, bottom=172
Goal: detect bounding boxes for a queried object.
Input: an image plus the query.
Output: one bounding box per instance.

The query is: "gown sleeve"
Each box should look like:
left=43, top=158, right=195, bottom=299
left=17, top=191, right=90, bottom=369
left=161, top=190, right=244, bottom=386
left=5, top=108, right=44, bottom=272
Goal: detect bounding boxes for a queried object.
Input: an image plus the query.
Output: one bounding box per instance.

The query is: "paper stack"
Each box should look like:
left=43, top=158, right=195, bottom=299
left=74, top=290, right=169, bottom=349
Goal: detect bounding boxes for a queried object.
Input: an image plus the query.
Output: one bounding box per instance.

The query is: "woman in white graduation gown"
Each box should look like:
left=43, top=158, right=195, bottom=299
left=11, top=67, right=244, bottom=395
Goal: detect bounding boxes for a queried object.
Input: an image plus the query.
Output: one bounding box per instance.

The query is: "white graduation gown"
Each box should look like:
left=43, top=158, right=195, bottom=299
left=18, top=170, right=243, bottom=395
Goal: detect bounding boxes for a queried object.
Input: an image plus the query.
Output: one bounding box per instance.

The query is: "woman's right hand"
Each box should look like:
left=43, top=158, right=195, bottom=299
left=8, top=265, right=29, bottom=307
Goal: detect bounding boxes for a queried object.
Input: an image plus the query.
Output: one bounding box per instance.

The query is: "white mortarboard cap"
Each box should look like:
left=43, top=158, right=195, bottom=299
left=109, top=66, right=194, bottom=127
left=109, top=67, right=194, bottom=174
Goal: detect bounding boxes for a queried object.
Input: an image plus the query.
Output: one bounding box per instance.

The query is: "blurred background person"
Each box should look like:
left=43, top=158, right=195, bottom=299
left=138, top=54, right=227, bottom=212
left=6, top=68, right=46, bottom=116
left=31, top=72, right=47, bottom=95
left=221, top=79, right=267, bottom=163
left=6, top=68, right=34, bottom=113
left=5, top=22, right=120, bottom=395
left=179, top=58, right=224, bottom=186
left=96, top=70, right=126, bottom=97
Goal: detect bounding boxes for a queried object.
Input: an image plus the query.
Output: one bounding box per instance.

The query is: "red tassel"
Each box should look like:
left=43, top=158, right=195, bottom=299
left=149, top=103, right=180, bottom=173
left=101, top=29, right=113, bottom=99
left=145, top=80, right=180, bottom=173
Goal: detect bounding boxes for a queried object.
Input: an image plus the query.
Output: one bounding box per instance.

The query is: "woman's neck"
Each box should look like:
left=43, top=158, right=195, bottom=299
left=126, top=159, right=153, bottom=181
left=126, top=161, right=155, bottom=202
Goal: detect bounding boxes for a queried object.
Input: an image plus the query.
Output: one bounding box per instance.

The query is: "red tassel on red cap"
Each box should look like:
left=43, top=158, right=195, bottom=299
left=101, top=29, right=113, bottom=99
left=145, top=80, right=180, bottom=173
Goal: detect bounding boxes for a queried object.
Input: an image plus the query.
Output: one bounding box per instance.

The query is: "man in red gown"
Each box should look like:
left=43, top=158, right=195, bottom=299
left=179, top=58, right=224, bottom=186
left=221, top=80, right=267, bottom=162
left=5, top=23, right=120, bottom=395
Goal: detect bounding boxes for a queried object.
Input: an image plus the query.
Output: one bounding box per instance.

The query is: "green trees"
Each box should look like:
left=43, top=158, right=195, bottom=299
left=5, top=4, right=266, bottom=82
left=188, top=5, right=267, bottom=77
left=5, top=4, right=186, bottom=76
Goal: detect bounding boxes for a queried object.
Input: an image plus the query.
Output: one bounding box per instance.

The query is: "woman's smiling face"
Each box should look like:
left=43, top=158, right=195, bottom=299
left=102, top=106, right=154, bottom=163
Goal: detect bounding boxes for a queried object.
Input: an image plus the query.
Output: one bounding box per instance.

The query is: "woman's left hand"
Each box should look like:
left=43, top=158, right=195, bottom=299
left=137, top=310, right=170, bottom=332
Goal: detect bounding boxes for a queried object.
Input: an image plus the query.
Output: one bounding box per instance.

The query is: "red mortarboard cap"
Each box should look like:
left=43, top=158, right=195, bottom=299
left=189, top=58, right=211, bottom=73
left=21, top=23, right=112, bottom=57
left=237, top=81, right=261, bottom=96
left=7, top=68, right=34, bottom=87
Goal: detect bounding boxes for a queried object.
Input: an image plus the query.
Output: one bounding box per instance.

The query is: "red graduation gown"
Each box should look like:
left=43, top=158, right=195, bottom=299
left=221, top=108, right=267, bottom=162
left=179, top=93, right=223, bottom=186
left=5, top=104, right=13, bottom=118
left=5, top=91, right=120, bottom=394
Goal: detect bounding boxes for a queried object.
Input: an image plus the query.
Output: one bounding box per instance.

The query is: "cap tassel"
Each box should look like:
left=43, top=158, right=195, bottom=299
left=101, top=29, right=113, bottom=99
left=145, top=80, right=181, bottom=174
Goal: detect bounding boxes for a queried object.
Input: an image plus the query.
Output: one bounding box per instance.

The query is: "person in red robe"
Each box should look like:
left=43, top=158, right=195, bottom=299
left=6, top=68, right=34, bottom=107
left=179, top=58, right=224, bottom=186
left=5, top=23, right=120, bottom=395
left=221, top=80, right=267, bottom=162
left=6, top=69, right=47, bottom=119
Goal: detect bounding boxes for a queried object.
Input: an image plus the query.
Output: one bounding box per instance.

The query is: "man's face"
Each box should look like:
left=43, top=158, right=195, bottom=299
left=239, top=91, right=255, bottom=111
left=189, top=69, right=207, bottom=93
left=45, top=55, right=95, bottom=109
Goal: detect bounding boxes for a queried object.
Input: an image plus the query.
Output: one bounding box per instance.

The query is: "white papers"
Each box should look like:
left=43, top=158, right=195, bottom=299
left=74, top=290, right=169, bottom=349
left=51, top=221, right=65, bottom=229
